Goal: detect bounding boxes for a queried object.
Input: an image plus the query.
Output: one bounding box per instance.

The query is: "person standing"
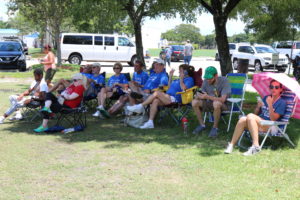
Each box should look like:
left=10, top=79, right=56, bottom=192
left=40, top=45, right=56, bottom=86
left=184, top=40, right=193, bottom=65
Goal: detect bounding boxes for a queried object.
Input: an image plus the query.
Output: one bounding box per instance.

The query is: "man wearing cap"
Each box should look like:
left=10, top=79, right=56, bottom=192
left=184, top=40, right=193, bottom=65
left=192, top=66, right=231, bottom=137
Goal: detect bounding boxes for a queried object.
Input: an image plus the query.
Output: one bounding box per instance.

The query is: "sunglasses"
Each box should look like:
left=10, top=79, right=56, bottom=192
left=113, top=67, right=121, bottom=70
left=269, top=85, right=280, bottom=90
left=73, top=79, right=79, bottom=82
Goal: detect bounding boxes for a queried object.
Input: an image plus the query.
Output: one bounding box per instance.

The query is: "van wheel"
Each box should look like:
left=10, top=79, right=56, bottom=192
left=129, top=55, right=137, bottom=66
left=255, top=60, right=263, bottom=72
left=69, top=54, right=82, bottom=65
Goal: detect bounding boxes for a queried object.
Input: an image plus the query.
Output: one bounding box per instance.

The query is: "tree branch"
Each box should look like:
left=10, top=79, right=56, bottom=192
left=197, top=0, right=215, bottom=14
left=224, top=0, right=242, bottom=16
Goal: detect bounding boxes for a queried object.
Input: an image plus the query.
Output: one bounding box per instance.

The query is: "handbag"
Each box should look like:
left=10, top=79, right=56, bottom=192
left=123, top=107, right=148, bottom=128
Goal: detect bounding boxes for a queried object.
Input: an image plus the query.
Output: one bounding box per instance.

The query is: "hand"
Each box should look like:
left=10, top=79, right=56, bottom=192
left=17, top=95, right=23, bottom=101
left=113, top=83, right=119, bottom=87
left=266, top=96, right=273, bottom=106
left=198, top=92, right=208, bottom=100
left=169, top=69, right=175, bottom=77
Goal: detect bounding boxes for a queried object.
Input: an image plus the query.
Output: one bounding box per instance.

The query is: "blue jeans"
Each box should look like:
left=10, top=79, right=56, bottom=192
left=184, top=56, right=192, bottom=65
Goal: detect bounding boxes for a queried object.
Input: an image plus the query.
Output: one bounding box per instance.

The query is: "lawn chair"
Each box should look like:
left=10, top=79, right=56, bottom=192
left=55, top=101, right=87, bottom=128
left=238, top=89, right=297, bottom=149
left=158, top=68, right=203, bottom=125
left=204, top=73, right=248, bottom=132
left=84, top=72, right=106, bottom=109
left=21, top=100, right=43, bottom=122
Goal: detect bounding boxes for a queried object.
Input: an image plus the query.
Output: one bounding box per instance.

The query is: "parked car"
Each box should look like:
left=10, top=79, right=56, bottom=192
left=231, top=43, right=288, bottom=72
left=215, top=43, right=238, bottom=61
left=0, top=41, right=27, bottom=71
left=272, top=41, right=300, bottom=60
left=3, top=36, right=28, bottom=55
left=61, top=33, right=137, bottom=65
left=170, top=45, right=184, bottom=61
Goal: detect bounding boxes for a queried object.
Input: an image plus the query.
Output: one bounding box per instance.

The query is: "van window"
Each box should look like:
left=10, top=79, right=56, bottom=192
left=95, top=36, right=103, bottom=45
left=296, top=43, right=300, bottom=49
left=105, top=36, right=114, bottom=46
left=277, top=42, right=292, bottom=49
left=63, top=35, right=92, bottom=45
left=118, top=37, right=132, bottom=46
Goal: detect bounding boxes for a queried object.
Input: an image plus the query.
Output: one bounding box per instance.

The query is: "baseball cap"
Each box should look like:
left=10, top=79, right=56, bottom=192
left=155, top=58, right=165, bottom=65
left=92, top=62, right=101, bottom=67
left=72, top=73, right=83, bottom=80
left=204, top=66, right=217, bottom=79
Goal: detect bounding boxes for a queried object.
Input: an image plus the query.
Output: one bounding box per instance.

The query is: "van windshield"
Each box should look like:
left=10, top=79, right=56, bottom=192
left=255, top=46, right=277, bottom=53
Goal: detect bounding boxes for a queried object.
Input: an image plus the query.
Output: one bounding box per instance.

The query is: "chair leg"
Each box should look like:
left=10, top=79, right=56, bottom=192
left=259, top=129, right=271, bottom=149
left=227, top=103, right=234, bottom=132
left=283, top=133, right=296, bottom=148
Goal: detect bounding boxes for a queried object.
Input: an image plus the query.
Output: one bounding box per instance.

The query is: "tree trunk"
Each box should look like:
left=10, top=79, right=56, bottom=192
left=133, top=22, right=145, bottom=66
left=213, top=15, right=232, bottom=76
left=54, top=27, right=62, bottom=67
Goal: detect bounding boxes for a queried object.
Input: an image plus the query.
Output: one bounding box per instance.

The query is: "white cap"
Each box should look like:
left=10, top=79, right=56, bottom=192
left=155, top=58, right=165, bottom=65
left=92, top=62, right=101, bottom=67
left=72, top=73, right=83, bottom=80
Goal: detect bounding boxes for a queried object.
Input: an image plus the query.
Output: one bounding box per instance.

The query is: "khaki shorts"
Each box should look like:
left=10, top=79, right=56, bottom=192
left=201, top=100, right=229, bottom=112
left=45, top=68, right=56, bottom=81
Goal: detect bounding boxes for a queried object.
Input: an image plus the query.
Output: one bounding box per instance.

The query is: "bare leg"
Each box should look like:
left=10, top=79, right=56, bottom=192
left=128, top=95, right=137, bottom=105
left=192, top=99, right=204, bottom=126
left=230, top=116, right=248, bottom=145
left=142, top=91, right=171, bottom=106
left=212, top=101, right=222, bottom=128
left=246, top=113, right=262, bottom=147
left=108, top=95, right=128, bottom=114
left=149, top=98, right=165, bottom=120
left=99, top=87, right=107, bottom=107
left=42, top=119, right=49, bottom=128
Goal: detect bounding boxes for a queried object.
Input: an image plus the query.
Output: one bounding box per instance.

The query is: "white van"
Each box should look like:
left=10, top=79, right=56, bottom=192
left=61, top=33, right=137, bottom=65
left=272, top=41, right=300, bottom=60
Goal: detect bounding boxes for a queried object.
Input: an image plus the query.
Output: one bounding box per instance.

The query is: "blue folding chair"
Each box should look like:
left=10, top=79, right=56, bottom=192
left=238, top=89, right=297, bottom=149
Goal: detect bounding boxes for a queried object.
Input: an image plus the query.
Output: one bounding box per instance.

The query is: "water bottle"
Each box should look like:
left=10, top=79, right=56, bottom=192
left=62, top=128, right=75, bottom=134
left=181, top=117, right=188, bottom=136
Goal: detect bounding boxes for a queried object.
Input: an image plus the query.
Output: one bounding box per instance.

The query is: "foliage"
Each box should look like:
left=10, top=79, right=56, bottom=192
left=235, top=0, right=300, bottom=42
left=161, top=24, right=204, bottom=44
left=203, top=33, right=216, bottom=49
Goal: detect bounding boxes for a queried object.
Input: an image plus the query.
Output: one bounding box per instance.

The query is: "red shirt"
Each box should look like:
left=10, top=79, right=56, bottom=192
left=63, top=84, right=85, bottom=108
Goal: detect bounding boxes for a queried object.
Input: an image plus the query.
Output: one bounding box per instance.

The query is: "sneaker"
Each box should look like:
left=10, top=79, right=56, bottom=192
left=14, top=113, right=23, bottom=120
left=192, top=125, right=205, bottom=135
left=0, top=116, right=5, bottom=124
left=140, top=121, right=154, bottom=129
left=40, top=107, right=52, bottom=114
left=98, top=108, right=110, bottom=118
left=224, top=143, right=234, bottom=154
left=208, top=127, right=219, bottom=138
left=126, top=104, right=144, bottom=114
left=92, top=110, right=100, bottom=117
left=33, top=125, right=48, bottom=133
left=243, top=146, right=261, bottom=156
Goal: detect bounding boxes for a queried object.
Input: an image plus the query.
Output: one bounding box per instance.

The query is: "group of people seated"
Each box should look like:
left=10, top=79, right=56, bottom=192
left=0, top=58, right=289, bottom=156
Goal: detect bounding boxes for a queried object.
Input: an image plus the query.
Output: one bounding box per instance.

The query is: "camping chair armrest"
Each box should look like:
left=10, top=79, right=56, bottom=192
left=176, top=86, right=199, bottom=95
left=227, top=98, right=243, bottom=103
left=260, top=120, right=289, bottom=126
left=152, top=85, right=169, bottom=92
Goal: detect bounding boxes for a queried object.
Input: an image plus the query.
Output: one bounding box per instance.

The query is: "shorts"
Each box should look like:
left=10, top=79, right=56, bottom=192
left=201, top=100, right=228, bottom=112
left=45, top=68, right=56, bottom=81
left=170, top=96, right=177, bottom=103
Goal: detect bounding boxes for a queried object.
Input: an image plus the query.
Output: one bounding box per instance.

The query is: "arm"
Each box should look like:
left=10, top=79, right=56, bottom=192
left=41, top=53, right=55, bottom=65
left=168, top=69, right=175, bottom=88
left=266, top=96, right=281, bottom=121
left=62, top=92, right=79, bottom=100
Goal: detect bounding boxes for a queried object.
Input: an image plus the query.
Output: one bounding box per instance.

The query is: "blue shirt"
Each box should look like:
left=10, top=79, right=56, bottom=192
left=107, top=74, right=128, bottom=87
left=133, top=70, right=149, bottom=87
left=166, top=77, right=194, bottom=103
left=81, top=73, right=92, bottom=79
left=90, top=74, right=105, bottom=88
left=143, top=72, right=169, bottom=90
left=259, top=95, right=286, bottom=121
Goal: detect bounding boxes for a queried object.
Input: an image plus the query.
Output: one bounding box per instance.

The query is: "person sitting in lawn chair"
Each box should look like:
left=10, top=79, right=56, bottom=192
left=102, top=60, right=149, bottom=116
left=191, top=66, right=231, bottom=138
left=0, top=68, right=48, bottom=124
left=94, top=62, right=129, bottom=118
left=224, top=79, right=287, bottom=156
left=33, top=73, right=86, bottom=133
left=128, top=59, right=169, bottom=106
left=126, top=64, right=194, bottom=129
left=85, top=63, right=105, bottom=103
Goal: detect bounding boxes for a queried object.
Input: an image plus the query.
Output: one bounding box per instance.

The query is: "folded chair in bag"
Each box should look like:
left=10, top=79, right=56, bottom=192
left=238, top=89, right=297, bottom=149
left=204, top=73, right=248, bottom=132
left=55, top=101, right=87, bottom=128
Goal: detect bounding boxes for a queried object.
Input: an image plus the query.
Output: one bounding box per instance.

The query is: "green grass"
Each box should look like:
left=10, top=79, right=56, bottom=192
left=0, top=78, right=299, bottom=199
left=28, top=48, right=46, bottom=58
left=148, top=48, right=216, bottom=58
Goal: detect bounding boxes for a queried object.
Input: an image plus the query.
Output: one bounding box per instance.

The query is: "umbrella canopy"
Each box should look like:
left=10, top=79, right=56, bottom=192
left=252, top=72, right=300, bottom=119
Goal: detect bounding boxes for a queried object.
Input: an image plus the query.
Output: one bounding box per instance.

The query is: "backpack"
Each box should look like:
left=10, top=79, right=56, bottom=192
left=123, top=107, right=148, bottom=128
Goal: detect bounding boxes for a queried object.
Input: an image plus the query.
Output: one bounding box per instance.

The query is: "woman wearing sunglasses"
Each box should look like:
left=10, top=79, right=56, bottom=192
left=33, top=73, right=86, bottom=133
left=96, top=62, right=128, bottom=118
left=224, top=79, right=287, bottom=156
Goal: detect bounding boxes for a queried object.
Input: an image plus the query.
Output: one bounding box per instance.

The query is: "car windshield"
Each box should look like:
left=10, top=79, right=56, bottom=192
left=0, top=43, right=22, bottom=52
left=172, top=46, right=184, bottom=51
left=229, top=44, right=236, bottom=50
left=255, top=46, right=277, bottom=53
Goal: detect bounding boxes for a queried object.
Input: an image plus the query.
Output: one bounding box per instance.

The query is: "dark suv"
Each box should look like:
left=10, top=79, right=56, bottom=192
left=170, top=45, right=184, bottom=61
left=0, top=41, right=27, bottom=71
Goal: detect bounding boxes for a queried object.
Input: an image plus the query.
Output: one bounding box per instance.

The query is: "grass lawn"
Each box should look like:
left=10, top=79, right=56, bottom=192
left=0, top=72, right=299, bottom=199
left=148, top=48, right=216, bottom=58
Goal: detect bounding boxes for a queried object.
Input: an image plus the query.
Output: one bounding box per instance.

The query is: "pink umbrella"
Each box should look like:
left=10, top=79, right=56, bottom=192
left=252, top=72, right=300, bottom=119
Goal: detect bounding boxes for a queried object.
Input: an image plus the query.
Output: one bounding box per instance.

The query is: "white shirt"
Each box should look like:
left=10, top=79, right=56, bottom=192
left=30, top=79, right=49, bottom=94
